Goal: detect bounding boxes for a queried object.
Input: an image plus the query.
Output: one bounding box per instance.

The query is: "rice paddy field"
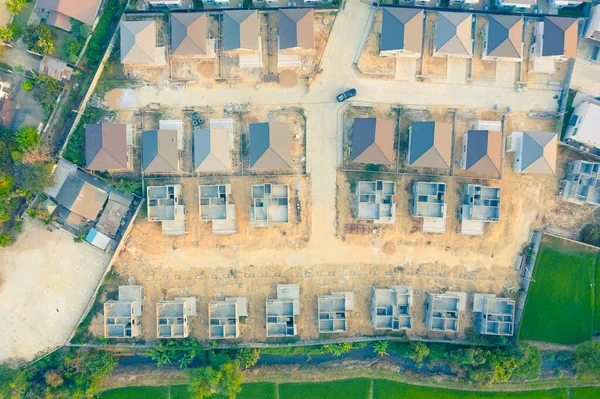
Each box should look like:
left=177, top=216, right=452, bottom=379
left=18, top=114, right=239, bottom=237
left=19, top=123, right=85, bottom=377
left=98, top=380, right=600, bottom=399
left=518, top=235, right=599, bottom=344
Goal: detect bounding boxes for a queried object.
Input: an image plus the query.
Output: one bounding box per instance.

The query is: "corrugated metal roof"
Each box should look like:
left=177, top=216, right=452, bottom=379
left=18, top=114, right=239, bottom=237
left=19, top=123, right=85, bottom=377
left=408, top=121, right=452, bottom=169
left=171, top=13, right=208, bottom=56
left=248, top=122, right=291, bottom=170
left=55, top=174, right=108, bottom=221
left=279, top=9, right=315, bottom=50
left=85, top=123, right=128, bottom=171
left=223, top=10, right=259, bottom=51
left=435, top=12, right=472, bottom=56
left=465, top=130, right=502, bottom=175
left=542, top=17, right=578, bottom=58
left=520, top=132, right=557, bottom=174
left=120, top=21, right=156, bottom=64
left=380, top=7, right=423, bottom=54
left=142, top=130, right=179, bottom=173
left=486, top=15, right=523, bottom=59
left=351, top=118, right=395, bottom=165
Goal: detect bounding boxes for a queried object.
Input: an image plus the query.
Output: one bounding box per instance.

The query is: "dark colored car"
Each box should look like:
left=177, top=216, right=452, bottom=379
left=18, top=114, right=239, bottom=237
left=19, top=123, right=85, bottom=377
left=337, top=88, right=357, bottom=102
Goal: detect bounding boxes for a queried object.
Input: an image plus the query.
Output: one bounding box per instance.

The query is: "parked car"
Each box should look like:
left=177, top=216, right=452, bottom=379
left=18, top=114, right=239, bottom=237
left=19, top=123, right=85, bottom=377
left=336, top=88, right=356, bottom=102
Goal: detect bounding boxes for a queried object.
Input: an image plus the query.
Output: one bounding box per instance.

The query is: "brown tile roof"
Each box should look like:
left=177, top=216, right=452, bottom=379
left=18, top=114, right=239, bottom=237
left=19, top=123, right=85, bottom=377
left=37, top=0, right=101, bottom=28
left=249, top=122, right=291, bottom=170
left=120, top=21, right=157, bottom=65
left=85, top=124, right=129, bottom=171
left=0, top=99, right=16, bottom=129
left=279, top=9, right=315, bottom=50
left=520, top=132, right=557, bottom=174
left=465, top=130, right=502, bottom=175
left=351, top=118, right=395, bottom=165
left=171, top=13, right=208, bottom=56
left=408, top=121, right=452, bottom=169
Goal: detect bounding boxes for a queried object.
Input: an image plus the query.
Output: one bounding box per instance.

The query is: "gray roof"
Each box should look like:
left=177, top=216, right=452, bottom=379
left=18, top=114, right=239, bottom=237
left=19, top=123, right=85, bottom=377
left=223, top=10, right=259, bottom=51
left=435, top=12, right=472, bottom=56
left=248, top=122, right=291, bottom=170
left=120, top=21, right=156, bottom=64
left=408, top=121, right=452, bottom=169
left=520, top=132, right=557, bottom=174
left=142, top=130, right=179, bottom=173
left=171, top=13, right=207, bottom=56
left=351, top=118, right=395, bottom=165
left=465, top=130, right=502, bottom=174
left=55, top=171, right=108, bottom=221
left=85, top=124, right=128, bottom=170
left=380, top=7, right=423, bottom=54
left=542, top=17, right=578, bottom=58
left=486, top=15, right=523, bottom=59
left=279, top=9, right=315, bottom=50
left=193, top=128, right=230, bottom=172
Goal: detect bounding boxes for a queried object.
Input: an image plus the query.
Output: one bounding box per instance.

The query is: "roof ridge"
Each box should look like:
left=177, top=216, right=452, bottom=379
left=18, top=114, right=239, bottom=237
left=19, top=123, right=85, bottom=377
left=266, top=145, right=290, bottom=168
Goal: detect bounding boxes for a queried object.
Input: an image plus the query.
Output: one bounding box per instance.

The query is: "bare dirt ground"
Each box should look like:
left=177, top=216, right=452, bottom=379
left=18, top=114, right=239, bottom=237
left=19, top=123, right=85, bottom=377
left=472, top=17, right=496, bottom=81
left=422, top=12, right=447, bottom=78
left=357, top=11, right=396, bottom=76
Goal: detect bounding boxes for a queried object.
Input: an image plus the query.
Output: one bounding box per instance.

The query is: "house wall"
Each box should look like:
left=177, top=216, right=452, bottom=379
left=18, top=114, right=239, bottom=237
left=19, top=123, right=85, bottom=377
left=460, top=134, right=468, bottom=169
left=551, top=0, right=583, bottom=8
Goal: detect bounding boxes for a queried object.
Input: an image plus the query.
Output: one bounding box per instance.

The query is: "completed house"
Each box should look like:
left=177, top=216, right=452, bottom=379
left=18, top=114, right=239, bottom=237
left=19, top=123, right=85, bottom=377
left=351, top=118, right=395, bottom=165
left=461, top=128, right=503, bottom=176
left=54, top=170, right=109, bottom=222
left=496, top=0, right=536, bottom=12
left=507, top=131, right=557, bottom=174
left=193, top=127, right=231, bottom=173
left=248, top=122, right=291, bottom=170
left=407, top=121, right=452, bottom=169
left=585, top=5, right=600, bottom=41
left=85, top=123, right=132, bottom=171
left=279, top=9, right=315, bottom=50
left=223, top=10, right=259, bottom=51
left=120, top=21, right=165, bottom=66
left=482, top=15, right=523, bottom=62
left=433, top=12, right=473, bottom=58
left=170, top=13, right=214, bottom=58
left=551, top=0, right=589, bottom=9
left=36, top=0, right=101, bottom=31
left=565, top=99, right=600, bottom=150
left=380, top=8, right=424, bottom=58
left=529, top=17, right=577, bottom=73
left=142, top=129, right=180, bottom=174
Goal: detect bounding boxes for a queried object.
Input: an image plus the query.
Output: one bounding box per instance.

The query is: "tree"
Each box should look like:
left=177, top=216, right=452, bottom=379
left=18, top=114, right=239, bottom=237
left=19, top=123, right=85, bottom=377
left=580, top=224, right=600, bottom=247
left=23, top=25, right=54, bottom=55
left=66, top=38, right=84, bottom=63
left=17, top=162, right=53, bottom=196
left=372, top=341, right=389, bottom=358
left=242, top=0, right=253, bottom=7
left=70, top=20, right=90, bottom=39
left=236, top=348, right=260, bottom=369
left=5, top=0, right=27, bottom=15
left=575, top=341, right=600, bottom=379
left=15, top=125, right=39, bottom=151
left=408, top=342, right=430, bottom=366
left=21, top=80, right=34, bottom=91
left=0, top=23, right=18, bottom=43
left=20, top=143, right=53, bottom=164
left=187, top=361, right=243, bottom=399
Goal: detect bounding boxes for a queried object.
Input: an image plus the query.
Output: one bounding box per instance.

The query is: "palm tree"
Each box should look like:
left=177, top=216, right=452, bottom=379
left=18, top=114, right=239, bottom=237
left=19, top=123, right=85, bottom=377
left=373, top=341, right=389, bottom=358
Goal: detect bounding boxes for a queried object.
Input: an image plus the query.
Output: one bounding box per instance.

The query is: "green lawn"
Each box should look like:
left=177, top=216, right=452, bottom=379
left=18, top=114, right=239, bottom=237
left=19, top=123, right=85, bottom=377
left=594, top=257, right=600, bottom=333
left=98, top=386, right=168, bottom=399
left=372, top=380, right=567, bottom=399
left=279, top=378, right=371, bottom=399
left=519, top=236, right=597, bottom=344
left=571, top=387, right=600, bottom=399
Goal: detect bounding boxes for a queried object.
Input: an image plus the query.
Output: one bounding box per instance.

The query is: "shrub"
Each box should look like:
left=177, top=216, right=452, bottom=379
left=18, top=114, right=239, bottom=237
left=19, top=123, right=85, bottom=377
left=21, top=80, right=34, bottom=91
left=5, top=0, right=27, bottom=15
left=23, top=24, right=54, bottom=55
left=580, top=224, right=600, bottom=247
left=575, top=341, right=600, bottom=379
left=0, top=23, right=18, bottom=42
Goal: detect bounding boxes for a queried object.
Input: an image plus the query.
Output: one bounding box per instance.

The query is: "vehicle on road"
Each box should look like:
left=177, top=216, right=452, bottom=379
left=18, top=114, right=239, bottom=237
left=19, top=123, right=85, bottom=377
left=337, top=88, right=356, bottom=102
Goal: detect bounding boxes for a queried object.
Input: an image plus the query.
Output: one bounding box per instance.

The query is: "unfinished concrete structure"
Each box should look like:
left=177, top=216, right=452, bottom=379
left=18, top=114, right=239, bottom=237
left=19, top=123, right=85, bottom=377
left=473, top=294, right=515, bottom=336
left=250, top=183, right=289, bottom=227
left=209, top=297, right=248, bottom=339
left=411, top=182, right=447, bottom=233
left=371, top=286, right=413, bottom=331
left=147, top=185, right=185, bottom=236
left=460, top=184, right=501, bottom=236
left=156, top=297, right=197, bottom=339
left=317, top=292, right=355, bottom=333
left=199, top=184, right=236, bottom=234
left=562, top=161, right=600, bottom=206
left=356, top=180, right=396, bottom=224
left=424, top=291, right=466, bottom=333
left=104, top=286, right=144, bottom=339
left=266, top=284, right=300, bottom=337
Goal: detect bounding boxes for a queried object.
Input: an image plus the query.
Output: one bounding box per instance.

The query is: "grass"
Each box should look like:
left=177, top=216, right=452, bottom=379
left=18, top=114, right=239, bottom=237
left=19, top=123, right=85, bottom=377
left=595, top=257, right=600, bottom=333
left=519, top=236, right=597, bottom=344
left=11, top=1, right=36, bottom=36
left=560, top=90, right=576, bottom=140
left=279, top=379, right=371, bottom=399
left=98, top=386, right=168, bottom=399
left=571, top=387, right=600, bottom=399
left=372, top=380, right=568, bottom=399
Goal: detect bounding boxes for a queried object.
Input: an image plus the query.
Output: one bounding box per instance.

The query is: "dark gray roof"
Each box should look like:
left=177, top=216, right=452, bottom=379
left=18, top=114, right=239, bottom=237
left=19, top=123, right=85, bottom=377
left=351, top=118, right=395, bottom=165
left=520, top=132, right=557, bottom=174
left=248, top=122, right=291, bottom=170
left=542, top=17, right=577, bottom=58
left=465, top=130, right=502, bottom=174
left=380, top=7, right=423, bottom=53
left=279, top=9, right=314, bottom=50
left=409, top=121, right=452, bottom=169
left=142, top=130, right=179, bottom=173
left=223, top=10, right=259, bottom=51
left=435, top=12, right=472, bottom=56
left=486, top=15, right=522, bottom=59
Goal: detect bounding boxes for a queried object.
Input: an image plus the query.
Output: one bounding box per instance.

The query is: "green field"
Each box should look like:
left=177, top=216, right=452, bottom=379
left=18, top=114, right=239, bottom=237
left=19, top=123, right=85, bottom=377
left=278, top=379, right=371, bottom=399
left=373, top=380, right=567, bottom=399
left=99, top=383, right=276, bottom=399
left=98, top=386, right=168, bottom=399
left=519, top=236, right=598, bottom=344
left=595, top=258, right=600, bottom=332
left=571, top=387, right=600, bottom=399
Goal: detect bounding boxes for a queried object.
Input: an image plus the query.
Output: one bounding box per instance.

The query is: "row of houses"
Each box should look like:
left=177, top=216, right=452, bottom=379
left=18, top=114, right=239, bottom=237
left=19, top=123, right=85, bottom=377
left=85, top=120, right=292, bottom=173
left=381, top=8, right=577, bottom=73
left=104, top=284, right=515, bottom=339
left=120, top=9, right=315, bottom=67
left=395, top=0, right=585, bottom=11
left=351, top=118, right=558, bottom=175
